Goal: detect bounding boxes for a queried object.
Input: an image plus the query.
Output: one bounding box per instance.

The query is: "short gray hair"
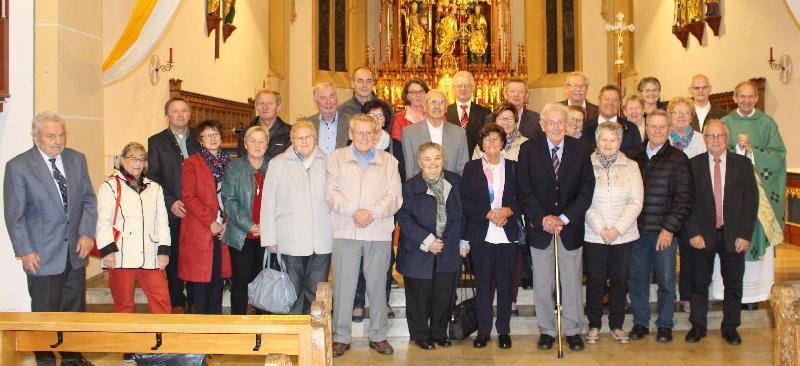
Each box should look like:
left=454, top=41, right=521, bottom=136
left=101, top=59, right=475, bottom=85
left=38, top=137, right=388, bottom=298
left=646, top=109, right=671, bottom=126
left=312, top=82, right=336, bottom=98
left=31, top=111, right=65, bottom=137
left=595, top=121, right=623, bottom=142
left=540, top=102, right=569, bottom=122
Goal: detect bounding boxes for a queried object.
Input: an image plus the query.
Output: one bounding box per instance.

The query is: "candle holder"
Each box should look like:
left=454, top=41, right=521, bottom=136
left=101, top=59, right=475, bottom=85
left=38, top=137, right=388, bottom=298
left=149, top=55, right=175, bottom=85
left=768, top=54, right=793, bottom=84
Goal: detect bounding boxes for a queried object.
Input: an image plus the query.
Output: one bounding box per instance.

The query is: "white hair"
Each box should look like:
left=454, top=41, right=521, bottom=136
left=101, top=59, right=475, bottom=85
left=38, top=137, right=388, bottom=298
left=31, top=111, right=65, bottom=137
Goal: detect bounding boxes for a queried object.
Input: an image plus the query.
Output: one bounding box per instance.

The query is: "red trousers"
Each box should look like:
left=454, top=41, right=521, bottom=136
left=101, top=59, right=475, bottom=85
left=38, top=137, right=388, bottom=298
left=108, top=268, right=172, bottom=314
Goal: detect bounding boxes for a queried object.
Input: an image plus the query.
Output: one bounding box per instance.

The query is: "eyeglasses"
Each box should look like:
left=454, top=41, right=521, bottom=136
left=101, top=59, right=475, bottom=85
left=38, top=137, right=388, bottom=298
left=496, top=116, right=515, bottom=122
left=703, top=133, right=729, bottom=140
left=124, top=156, right=146, bottom=163
left=426, top=99, right=446, bottom=105
left=483, top=135, right=501, bottom=142
left=367, top=112, right=385, bottom=120
left=407, top=90, right=426, bottom=96
left=566, top=83, right=587, bottom=89
left=542, top=119, right=566, bottom=127
left=292, top=135, right=315, bottom=142
left=691, top=86, right=711, bottom=91
left=671, top=110, right=692, bottom=116
left=453, top=83, right=472, bottom=89
left=352, top=130, right=375, bottom=138
left=201, top=132, right=221, bottom=139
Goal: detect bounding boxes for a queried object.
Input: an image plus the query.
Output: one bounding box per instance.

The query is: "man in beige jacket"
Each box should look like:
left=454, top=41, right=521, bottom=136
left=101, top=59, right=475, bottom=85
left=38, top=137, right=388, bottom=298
left=326, top=114, right=403, bottom=357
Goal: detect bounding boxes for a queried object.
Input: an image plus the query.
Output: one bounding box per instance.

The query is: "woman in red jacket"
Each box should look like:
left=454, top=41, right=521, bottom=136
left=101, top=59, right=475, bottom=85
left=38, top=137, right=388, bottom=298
left=179, top=119, right=232, bottom=314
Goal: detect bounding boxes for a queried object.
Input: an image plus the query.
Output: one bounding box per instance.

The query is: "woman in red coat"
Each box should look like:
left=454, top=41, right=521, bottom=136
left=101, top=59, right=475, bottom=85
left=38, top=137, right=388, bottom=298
left=179, top=119, right=232, bottom=314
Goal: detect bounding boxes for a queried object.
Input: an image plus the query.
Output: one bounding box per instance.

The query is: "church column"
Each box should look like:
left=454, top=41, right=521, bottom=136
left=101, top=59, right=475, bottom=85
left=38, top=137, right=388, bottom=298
left=35, top=0, right=104, bottom=277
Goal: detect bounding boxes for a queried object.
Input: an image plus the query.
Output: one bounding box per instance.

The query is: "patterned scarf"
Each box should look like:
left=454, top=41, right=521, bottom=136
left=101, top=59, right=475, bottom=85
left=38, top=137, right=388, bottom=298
left=423, top=174, right=447, bottom=238
left=669, top=126, right=695, bottom=152
left=505, top=128, right=522, bottom=152
left=199, top=146, right=231, bottom=183
left=119, top=169, right=146, bottom=193
left=596, top=151, right=619, bottom=171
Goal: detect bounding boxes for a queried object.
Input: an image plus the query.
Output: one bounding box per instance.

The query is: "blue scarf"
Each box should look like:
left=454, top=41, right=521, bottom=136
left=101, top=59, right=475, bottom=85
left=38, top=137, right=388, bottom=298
left=199, top=146, right=231, bottom=183
left=670, top=127, right=695, bottom=152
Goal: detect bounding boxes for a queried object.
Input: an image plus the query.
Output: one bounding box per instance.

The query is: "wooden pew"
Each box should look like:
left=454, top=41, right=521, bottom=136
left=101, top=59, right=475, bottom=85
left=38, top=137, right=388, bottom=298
left=769, top=283, right=800, bottom=366
left=0, top=283, right=332, bottom=366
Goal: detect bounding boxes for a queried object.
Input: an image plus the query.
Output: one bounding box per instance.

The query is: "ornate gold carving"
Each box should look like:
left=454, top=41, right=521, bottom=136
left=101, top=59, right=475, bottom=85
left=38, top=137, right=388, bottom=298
left=770, top=283, right=799, bottom=365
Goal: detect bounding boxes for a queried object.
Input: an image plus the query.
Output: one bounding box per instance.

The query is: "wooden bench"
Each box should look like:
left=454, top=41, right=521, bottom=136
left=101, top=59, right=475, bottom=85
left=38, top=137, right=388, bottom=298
left=0, top=283, right=332, bottom=366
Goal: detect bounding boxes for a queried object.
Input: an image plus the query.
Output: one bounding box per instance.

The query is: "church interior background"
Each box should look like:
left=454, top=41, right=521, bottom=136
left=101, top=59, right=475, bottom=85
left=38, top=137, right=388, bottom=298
left=0, top=0, right=800, bottom=351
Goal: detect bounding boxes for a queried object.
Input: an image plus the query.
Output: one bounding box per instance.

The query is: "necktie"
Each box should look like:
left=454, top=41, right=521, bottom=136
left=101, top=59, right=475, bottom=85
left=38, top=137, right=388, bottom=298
left=713, top=157, right=723, bottom=228
left=460, top=104, right=469, bottom=128
left=49, top=158, right=68, bottom=213
left=551, top=146, right=560, bottom=182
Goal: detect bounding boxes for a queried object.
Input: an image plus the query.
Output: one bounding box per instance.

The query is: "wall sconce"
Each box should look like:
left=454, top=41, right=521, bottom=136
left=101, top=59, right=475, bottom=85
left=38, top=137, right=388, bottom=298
left=768, top=47, right=792, bottom=84
left=149, top=48, right=175, bottom=85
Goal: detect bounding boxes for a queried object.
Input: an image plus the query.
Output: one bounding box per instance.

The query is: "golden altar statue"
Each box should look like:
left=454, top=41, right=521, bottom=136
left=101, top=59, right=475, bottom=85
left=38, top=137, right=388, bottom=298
left=369, top=0, right=525, bottom=108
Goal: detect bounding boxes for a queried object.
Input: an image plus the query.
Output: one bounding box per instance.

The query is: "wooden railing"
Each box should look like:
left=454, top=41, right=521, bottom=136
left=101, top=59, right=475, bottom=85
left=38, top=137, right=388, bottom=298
left=168, top=78, right=254, bottom=149
left=770, top=283, right=800, bottom=365
left=0, top=283, right=333, bottom=366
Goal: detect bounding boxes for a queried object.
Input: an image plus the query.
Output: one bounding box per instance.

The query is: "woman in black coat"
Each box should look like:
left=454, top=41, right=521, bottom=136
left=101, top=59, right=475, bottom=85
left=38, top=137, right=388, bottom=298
left=396, top=142, right=466, bottom=350
left=460, top=123, right=521, bottom=349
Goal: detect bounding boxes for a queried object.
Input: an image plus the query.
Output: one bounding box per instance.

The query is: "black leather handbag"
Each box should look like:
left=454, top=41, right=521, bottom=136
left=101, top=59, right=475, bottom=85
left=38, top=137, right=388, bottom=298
left=448, top=258, right=478, bottom=340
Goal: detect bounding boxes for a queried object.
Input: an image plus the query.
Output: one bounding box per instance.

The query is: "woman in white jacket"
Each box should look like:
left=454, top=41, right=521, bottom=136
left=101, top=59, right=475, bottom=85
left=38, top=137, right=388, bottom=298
left=584, top=122, right=644, bottom=344
left=96, top=142, right=171, bottom=314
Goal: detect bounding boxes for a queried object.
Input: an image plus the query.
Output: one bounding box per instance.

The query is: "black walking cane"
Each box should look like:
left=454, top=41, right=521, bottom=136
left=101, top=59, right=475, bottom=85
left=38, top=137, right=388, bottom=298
left=553, top=233, right=565, bottom=359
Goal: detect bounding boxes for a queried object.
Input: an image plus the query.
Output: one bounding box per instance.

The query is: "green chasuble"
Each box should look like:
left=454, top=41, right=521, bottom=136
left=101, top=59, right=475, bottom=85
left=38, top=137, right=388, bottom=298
left=723, top=109, right=786, bottom=261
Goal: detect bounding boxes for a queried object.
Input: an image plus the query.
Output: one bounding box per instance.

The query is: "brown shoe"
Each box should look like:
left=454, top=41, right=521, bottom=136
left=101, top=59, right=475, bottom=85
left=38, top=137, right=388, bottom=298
left=332, top=342, right=350, bottom=357
left=368, top=340, right=394, bottom=355
left=171, top=306, right=185, bottom=314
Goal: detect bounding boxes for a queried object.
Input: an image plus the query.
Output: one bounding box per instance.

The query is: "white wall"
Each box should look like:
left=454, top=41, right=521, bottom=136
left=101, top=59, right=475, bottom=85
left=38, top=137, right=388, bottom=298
left=103, top=0, right=270, bottom=158
left=0, top=0, right=35, bottom=311
left=634, top=0, right=800, bottom=168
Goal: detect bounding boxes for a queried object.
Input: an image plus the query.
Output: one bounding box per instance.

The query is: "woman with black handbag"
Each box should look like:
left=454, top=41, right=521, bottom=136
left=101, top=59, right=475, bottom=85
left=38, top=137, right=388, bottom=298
left=460, top=123, right=521, bottom=349
left=396, top=142, right=467, bottom=350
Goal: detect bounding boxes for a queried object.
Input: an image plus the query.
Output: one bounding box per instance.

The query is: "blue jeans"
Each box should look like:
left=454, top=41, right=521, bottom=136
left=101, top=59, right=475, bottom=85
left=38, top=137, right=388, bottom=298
left=628, top=232, right=677, bottom=329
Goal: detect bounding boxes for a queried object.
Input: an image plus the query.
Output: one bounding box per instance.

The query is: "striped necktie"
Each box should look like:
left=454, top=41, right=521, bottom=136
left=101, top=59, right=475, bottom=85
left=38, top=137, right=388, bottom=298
left=49, top=158, right=68, bottom=213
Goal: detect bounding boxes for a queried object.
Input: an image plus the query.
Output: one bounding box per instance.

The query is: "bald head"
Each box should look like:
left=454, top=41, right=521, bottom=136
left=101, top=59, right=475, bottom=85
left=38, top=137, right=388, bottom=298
left=689, top=74, right=712, bottom=106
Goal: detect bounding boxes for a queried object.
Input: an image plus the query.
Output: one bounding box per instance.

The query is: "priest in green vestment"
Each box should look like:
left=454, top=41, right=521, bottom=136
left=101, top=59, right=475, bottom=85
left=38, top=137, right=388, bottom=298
left=712, top=80, right=786, bottom=305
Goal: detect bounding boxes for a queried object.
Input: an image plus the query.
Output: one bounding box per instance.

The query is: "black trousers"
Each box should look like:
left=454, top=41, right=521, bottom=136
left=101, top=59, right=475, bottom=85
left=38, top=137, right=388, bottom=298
left=166, top=218, right=190, bottom=308
left=678, top=230, right=694, bottom=302
left=229, top=237, right=265, bottom=315
left=190, top=237, right=224, bottom=314
left=27, top=255, right=86, bottom=365
left=689, top=229, right=745, bottom=331
left=584, top=241, right=631, bottom=330
left=472, top=241, right=516, bottom=336
left=403, top=262, right=457, bottom=341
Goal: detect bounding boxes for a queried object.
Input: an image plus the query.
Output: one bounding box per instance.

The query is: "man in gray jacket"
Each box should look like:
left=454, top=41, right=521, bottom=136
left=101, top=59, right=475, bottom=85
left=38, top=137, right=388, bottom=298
left=3, top=111, right=97, bottom=366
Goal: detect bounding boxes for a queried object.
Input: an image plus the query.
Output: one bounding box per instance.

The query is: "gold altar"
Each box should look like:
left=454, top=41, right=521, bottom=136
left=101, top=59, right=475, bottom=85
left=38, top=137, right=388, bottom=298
left=368, top=0, right=525, bottom=109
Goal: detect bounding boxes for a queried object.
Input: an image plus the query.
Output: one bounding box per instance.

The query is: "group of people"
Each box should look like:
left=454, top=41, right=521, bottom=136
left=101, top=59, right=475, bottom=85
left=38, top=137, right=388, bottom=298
left=2, top=65, right=785, bottom=365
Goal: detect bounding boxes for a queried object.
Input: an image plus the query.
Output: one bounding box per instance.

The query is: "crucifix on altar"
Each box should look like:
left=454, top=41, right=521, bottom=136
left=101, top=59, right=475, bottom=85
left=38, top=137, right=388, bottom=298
left=605, top=12, right=635, bottom=92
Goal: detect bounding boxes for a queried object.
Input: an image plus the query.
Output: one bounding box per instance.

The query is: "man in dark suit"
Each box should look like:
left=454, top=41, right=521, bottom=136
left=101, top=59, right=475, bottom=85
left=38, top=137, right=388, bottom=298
left=489, top=78, right=541, bottom=140
left=684, top=120, right=757, bottom=346
left=305, top=82, right=351, bottom=154
left=688, top=74, right=726, bottom=132
left=4, top=112, right=97, bottom=366
left=581, top=85, right=642, bottom=159
left=446, top=70, right=491, bottom=157
left=236, top=89, right=291, bottom=158
left=559, top=71, right=599, bottom=122
left=517, top=103, right=595, bottom=352
left=147, top=97, right=201, bottom=314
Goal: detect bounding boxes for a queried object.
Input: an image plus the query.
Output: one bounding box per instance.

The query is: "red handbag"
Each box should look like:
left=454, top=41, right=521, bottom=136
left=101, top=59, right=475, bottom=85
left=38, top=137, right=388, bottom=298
left=90, top=176, right=123, bottom=258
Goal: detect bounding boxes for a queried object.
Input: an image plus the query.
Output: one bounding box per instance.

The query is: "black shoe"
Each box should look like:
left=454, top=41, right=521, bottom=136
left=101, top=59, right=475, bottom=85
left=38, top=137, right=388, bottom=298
left=741, top=302, right=759, bottom=311
left=498, top=334, right=512, bottom=349
left=432, top=338, right=452, bottom=347
left=414, top=339, right=435, bottom=350
left=61, top=358, right=94, bottom=366
left=122, top=353, right=134, bottom=363
left=537, top=334, right=555, bottom=350
left=473, top=334, right=490, bottom=348
left=521, top=278, right=533, bottom=290
left=566, top=335, right=584, bottom=352
left=629, top=324, right=649, bottom=340
left=387, top=305, right=395, bottom=319
left=352, top=307, right=365, bottom=323
left=685, top=326, right=706, bottom=343
left=722, top=329, right=742, bottom=345
left=656, top=327, right=673, bottom=343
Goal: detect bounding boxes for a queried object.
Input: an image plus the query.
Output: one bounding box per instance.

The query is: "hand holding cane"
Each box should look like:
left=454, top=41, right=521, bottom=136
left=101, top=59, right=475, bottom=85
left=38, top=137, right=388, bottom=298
left=553, top=231, right=565, bottom=359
